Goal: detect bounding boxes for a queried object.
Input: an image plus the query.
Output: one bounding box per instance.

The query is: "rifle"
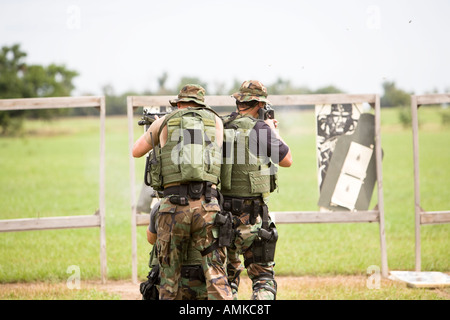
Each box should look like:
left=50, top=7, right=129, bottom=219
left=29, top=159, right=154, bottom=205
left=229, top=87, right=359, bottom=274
left=137, top=106, right=175, bottom=129
left=258, top=103, right=275, bottom=120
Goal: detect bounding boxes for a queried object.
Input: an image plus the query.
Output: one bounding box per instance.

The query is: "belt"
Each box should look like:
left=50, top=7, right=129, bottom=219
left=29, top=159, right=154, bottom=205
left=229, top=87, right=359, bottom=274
left=223, top=197, right=263, bottom=216
left=163, top=182, right=219, bottom=202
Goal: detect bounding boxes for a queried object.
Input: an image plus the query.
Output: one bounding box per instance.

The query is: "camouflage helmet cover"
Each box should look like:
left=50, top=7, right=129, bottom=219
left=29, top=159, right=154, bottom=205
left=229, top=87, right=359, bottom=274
left=170, top=84, right=208, bottom=107
left=232, top=80, right=271, bottom=104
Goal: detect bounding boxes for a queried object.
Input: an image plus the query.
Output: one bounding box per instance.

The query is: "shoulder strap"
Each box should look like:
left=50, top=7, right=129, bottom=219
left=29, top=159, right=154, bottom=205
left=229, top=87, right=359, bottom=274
left=158, top=106, right=220, bottom=137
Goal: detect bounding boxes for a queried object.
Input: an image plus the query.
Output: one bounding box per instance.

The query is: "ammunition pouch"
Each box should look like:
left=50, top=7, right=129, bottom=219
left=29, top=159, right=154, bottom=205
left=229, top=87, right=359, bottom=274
left=181, top=265, right=205, bottom=283
left=214, top=211, right=234, bottom=248
left=223, top=197, right=263, bottom=225
left=163, top=182, right=219, bottom=206
left=140, top=264, right=160, bottom=300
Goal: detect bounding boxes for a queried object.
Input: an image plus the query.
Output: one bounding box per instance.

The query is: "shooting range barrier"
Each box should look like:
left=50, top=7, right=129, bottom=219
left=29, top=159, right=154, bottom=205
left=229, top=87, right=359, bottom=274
left=411, top=94, right=450, bottom=272
left=127, top=93, right=388, bottom=283
left=0, top=96, right=107, bottom=283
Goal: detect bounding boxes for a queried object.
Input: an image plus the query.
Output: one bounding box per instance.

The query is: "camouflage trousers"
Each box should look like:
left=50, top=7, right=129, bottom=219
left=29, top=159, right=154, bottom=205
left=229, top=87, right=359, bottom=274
left=148, top=249, right=207, bottom=300
left=156, top=196, right=232, bottom=300
left=227, top=208, right=277, bottom=300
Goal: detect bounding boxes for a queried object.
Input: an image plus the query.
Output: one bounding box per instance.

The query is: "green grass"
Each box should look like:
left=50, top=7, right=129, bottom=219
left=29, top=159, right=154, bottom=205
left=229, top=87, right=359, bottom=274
left=0, top=107, right=449, bottom=299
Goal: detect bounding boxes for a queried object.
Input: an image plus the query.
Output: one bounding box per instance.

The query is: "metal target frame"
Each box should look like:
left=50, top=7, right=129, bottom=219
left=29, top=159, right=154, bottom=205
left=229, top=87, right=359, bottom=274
left=127, top=93, right=388, bottom=283
left=0, top=96, right=107, bottom=283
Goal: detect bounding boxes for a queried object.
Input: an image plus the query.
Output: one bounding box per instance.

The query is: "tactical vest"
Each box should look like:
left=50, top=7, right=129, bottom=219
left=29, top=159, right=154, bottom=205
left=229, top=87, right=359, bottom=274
left=221, top=114, right=278, bottom=201
left=149, top=107, right=222, bottom=191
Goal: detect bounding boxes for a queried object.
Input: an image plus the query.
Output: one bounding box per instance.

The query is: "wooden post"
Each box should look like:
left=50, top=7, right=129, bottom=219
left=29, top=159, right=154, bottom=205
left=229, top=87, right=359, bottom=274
left=127, top=97, right=139, bottom=284
left=99, top=96, right=107, bottom=284
left=410, top=94, right=450, bottom=271
left=374, top=95, right=389, bottom=277
left=411, top=95, right=421, bottom=271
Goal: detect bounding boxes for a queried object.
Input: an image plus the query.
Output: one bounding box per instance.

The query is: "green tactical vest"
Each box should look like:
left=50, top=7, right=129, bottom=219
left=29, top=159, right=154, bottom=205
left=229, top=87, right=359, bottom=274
left=149, top=107, right=222, bottom=191
left=220, top=114, right=278, bottom=201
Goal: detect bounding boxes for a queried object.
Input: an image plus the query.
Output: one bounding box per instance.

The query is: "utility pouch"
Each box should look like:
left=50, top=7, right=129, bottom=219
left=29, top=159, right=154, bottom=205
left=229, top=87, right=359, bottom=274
left=214, top=211, right=234, bottom=247
left=169, top=195, right=188, bottom=206
left=270, top=171, right=278, bottom=193
left=231, top=199, right=244, bottom=215
left=250, top=200, right=261, bottom=225
left=181, top=265, right=206, bottom=282
left=188, top=182, right=204, bottom=200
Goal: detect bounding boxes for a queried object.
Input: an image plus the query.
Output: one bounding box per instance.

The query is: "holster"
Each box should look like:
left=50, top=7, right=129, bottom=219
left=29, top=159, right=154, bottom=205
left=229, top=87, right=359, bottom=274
left=214, top=211, right=234, bottom=248
left=140, top=264, right=160, bottom=300
left=245, top=205, right=278, bottom=268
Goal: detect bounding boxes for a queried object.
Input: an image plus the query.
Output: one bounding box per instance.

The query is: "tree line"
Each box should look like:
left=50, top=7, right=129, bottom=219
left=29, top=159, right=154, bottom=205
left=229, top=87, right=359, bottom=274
left=0, top=44, right=426, bottom=134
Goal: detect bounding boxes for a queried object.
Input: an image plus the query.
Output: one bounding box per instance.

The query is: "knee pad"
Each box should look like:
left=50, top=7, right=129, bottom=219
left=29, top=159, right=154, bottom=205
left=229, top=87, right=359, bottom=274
left=251, top=273, right=277, bottom=300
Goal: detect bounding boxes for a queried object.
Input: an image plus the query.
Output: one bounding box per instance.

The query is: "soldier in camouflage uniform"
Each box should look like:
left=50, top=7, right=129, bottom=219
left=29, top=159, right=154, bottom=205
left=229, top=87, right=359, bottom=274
left=221, top=80, right=293, bottom=300
left=133, top=84, right=232, bottom=300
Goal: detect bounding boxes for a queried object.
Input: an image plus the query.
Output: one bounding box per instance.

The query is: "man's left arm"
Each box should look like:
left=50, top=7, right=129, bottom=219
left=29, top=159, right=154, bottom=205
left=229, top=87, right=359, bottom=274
left=132, top=116, right=164, bottom=158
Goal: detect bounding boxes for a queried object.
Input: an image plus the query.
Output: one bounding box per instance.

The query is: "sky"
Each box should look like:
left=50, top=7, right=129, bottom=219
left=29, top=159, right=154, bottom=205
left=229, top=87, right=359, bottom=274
left=1, top=0, right=450, bottom=96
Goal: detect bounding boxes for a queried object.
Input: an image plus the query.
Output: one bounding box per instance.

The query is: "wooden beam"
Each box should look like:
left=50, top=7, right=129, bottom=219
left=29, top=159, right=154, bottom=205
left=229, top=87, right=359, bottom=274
left=0, top=96, right=103, bottom=111
left=270, top=210, right=380, bottom=224
left=415, top=94, right=450, bottom=106
left=136, top=213, right=150, bottom=226
left=0, top=215, right=100, bottom=232
left=420, top=211, right=450, bottom=225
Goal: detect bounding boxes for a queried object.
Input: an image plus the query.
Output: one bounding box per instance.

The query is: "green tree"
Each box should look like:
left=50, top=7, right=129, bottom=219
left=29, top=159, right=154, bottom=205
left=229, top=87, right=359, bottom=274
left=313, top=85, right=344, bottom=94
left=176, top=76, right=207, bottom=93
left=0, top=44, right=78, bottom=134
left=267, top=78, right=310, bottom=95
left=380, top=81, right=411, bottom=107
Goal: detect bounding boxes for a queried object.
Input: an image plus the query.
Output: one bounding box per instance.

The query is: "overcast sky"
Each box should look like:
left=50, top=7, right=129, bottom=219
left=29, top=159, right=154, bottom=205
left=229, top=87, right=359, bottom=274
left=1, top=0, right=449, bottom=96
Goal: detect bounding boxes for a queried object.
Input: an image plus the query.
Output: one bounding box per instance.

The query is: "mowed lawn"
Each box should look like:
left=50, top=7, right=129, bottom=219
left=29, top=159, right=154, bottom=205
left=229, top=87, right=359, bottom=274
left=0, top=106, right=448, bottom=299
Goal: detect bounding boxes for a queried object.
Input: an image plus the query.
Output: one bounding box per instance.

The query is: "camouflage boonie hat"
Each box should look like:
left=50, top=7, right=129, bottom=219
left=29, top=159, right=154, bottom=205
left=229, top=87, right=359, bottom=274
left=170, top=84, right=207, bottom=107
left=232, top=80, right=271, bottom=104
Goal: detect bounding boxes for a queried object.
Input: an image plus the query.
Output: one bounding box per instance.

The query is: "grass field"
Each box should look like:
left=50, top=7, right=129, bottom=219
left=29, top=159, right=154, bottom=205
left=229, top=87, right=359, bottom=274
left=0, top=106, right=449, bottom=299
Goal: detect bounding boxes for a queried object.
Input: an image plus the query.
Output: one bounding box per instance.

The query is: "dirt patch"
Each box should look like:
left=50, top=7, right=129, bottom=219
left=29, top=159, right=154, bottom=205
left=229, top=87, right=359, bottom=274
left=89, top=275, right=377, bottom=300
left=87, top=280, right=142, bottom=300
left=2, top=276, right=449, bottom=300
